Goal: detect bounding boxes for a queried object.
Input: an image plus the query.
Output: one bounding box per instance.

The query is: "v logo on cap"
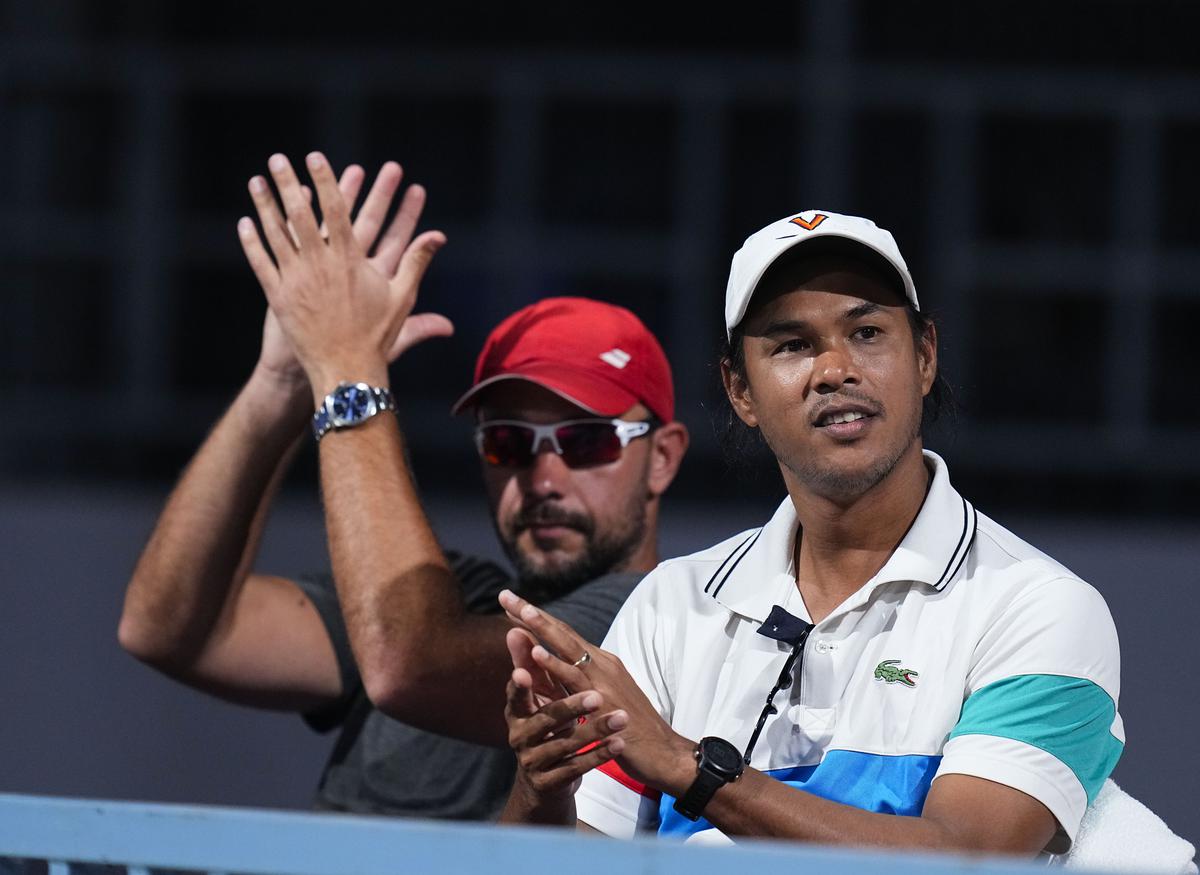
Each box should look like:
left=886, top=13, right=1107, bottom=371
left=790, top=213, right=828, bottom=231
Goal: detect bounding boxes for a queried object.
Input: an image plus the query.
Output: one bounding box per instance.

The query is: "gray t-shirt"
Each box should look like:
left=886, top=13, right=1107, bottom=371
left=296, top=551, right=642, bottom=821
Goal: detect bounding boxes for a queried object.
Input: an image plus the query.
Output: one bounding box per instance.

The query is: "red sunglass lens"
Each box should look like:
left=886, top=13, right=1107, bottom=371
left=480, top=424, right=534, bottom=467
left=556, top=423, right=622, bottom=468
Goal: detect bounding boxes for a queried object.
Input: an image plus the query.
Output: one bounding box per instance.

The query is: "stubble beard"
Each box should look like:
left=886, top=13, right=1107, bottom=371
left=497, top=486, right=649, bottom=600
left=778, top=401, right=924, bottom=504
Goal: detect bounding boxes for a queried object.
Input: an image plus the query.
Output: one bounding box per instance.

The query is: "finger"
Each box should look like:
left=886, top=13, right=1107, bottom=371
left=508, top=626, right=575, bottom=703
left=267, top=153, right=322, bottom=249
left=517, top=690, right=604, bottom=747
left=294, top=186, right=315, bottom=247
left=506, top=675, right=537, bottom=721
left=236, top=217, right=280, bottom=296
left=247, top=175, right=295, bottom=264
left=337, top=164, right=366, bottom=215
left=305, top=152, right=353, bottom=253
left=519, top=716, right=621, bottom=767
left=373, top=183, right=426, bottom=277
left=387, top=312, right=454, bottom=361
left=285, top=219, right=304, bottom=250
left=507, top=627, right=538, bottom=673
left=389, top=229, right=445, bottom=305
left=353, top=161, right=403, bottom=254
left=532, top=644, right=592, bottom=695
left=523, top=737, right=625, bottom=795
left=309, top=170, right=360, bottom=240
left=500, top=589, right=591, bottom=666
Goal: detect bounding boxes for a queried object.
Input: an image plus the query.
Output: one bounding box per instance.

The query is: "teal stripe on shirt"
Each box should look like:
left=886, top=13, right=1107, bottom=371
left=948, top=674, right=1123, bottom=804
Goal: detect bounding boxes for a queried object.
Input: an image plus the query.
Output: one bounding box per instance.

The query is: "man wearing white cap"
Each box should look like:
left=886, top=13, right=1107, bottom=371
left=118, top=153, right=689, bottom=820
left=498, top=210, right=1123, bottom=858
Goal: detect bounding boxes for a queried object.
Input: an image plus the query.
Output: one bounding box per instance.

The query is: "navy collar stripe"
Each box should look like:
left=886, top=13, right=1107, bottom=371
left=941, top=506, right=977, bottom=589
left=934, top=497, right=976, bottom=590
left=709, top=529, right=763, bottom=598
left=703, top=531, right=759, bottom=594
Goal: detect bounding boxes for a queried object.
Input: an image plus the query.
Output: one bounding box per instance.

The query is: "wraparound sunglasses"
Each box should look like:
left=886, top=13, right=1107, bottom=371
left=473, top=418, right=654, bottom=469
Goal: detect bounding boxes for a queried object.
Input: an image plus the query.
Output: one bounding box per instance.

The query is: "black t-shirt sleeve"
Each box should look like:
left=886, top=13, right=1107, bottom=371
left=294, top=555, right=641, bottom=731
left=294, top=572, right=363, bottom=733
left=294, top=551, right=514, bottom=733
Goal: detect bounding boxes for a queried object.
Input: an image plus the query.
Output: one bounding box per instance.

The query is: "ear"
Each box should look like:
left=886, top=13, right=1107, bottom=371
left=646, top=421, right=689, bottom=498
left=721, top=357, right=759, bottom=428
left=918, top=320, right=938, bottom=397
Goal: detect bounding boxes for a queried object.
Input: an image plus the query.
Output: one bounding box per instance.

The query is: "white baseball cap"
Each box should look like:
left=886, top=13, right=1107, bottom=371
left=724, top=209, right=919, bottom=338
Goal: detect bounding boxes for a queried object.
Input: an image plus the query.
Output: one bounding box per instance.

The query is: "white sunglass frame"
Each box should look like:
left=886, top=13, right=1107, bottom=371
left=473, top=417, right=653, bottom=464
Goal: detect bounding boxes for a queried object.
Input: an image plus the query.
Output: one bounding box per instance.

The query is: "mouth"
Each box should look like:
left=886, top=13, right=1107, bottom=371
left=811, top=402, right=880, bottom=439
left=816, top=410, right=871, bottom=426
left=813, top=403, right=878, bottom=427
left=514, top=506, right=591, bottom=543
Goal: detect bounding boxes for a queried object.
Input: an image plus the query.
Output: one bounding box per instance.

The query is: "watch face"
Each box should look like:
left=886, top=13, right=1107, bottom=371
left=330, top=383, right=375, bottom=426
left=702, top=737, right=743, bottom=774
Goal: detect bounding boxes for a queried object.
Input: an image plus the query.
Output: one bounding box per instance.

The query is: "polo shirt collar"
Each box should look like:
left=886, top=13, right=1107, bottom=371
left=707, top=450, right=977, bottom=624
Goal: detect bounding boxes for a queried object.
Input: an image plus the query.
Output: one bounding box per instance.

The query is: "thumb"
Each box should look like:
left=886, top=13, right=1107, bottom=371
left=387, top=313, right=454, bottom=361
left=390, top=230, right=446, bottom=303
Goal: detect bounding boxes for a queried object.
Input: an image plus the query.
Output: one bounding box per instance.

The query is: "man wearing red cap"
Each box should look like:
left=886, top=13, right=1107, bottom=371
left=118, top=155, right=688, bottom=820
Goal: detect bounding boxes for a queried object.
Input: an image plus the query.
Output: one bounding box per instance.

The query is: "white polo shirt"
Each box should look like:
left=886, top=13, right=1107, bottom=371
left=575, top=451, right=1123, bottom=853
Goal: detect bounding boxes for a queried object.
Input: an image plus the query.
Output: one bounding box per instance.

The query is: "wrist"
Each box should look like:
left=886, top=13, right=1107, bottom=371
left=239, top=367, right=314, bottom=433
left=653, top=734, right=703, bottom=798
left=505, top=772, right=576, bottom=826
left=307, top=363, right=391, bottom=408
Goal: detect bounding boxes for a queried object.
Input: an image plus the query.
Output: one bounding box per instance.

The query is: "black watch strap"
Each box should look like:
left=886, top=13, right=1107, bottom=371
left=672, top=736, right=744, bottom=822
left=673, top=767, right=728, bottom=822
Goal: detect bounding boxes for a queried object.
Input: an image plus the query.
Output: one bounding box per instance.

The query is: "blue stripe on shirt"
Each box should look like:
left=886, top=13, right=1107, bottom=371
left=657, top=750, right=942, bottom=839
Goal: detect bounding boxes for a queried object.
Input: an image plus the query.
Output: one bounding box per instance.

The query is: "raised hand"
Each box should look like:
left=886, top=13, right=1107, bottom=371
left=237, top=153, right=450, bottom=403
left=249, top=164, right=365, bottom=392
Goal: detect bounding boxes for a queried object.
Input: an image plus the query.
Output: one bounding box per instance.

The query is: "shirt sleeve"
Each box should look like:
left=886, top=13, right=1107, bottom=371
left=575, top=570, right=674, bottom=837
left=294, top=572, right=363, bottom=733
left=935, top=575, right=1124, bottom=851
left=294, top=551, right=501, bottom=731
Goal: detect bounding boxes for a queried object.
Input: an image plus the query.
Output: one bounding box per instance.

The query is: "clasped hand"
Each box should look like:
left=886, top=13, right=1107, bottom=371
left=498, top=589, right=695, bottom=803
left=237, top=152, right=451, bottom=403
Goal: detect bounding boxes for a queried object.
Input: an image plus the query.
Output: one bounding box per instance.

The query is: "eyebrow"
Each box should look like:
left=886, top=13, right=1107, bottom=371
left=844, top=300, right=884, bottom=321
left=759, top=300, right=886, bottom=335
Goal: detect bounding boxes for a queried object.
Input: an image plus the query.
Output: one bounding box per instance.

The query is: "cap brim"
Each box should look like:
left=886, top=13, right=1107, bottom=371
left=729, top=231, right=918, bottom=336
left=450, top=365, right=639, bottom=418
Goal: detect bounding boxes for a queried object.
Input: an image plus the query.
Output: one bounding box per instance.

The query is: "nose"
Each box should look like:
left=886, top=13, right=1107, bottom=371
left=519, top=439, right=571, bottom=498
left=812, top=343, right=860, bottom=395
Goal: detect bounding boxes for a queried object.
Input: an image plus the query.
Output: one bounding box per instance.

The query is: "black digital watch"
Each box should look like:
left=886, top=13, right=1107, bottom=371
left=672, top=736, right=745, bottom=821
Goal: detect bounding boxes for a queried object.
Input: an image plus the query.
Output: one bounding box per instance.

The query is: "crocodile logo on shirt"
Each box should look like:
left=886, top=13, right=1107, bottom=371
left=874, top=659, right=919, bottom=687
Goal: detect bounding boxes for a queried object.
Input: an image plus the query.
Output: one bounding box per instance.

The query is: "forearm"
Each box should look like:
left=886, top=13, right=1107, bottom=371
left=661, top=760, right=1048, bottom=855
left=119, top=367, right=311, bottom=666
left=316, top=404, right=466, bottom=703
left=700, top=769, right=955, bottom=850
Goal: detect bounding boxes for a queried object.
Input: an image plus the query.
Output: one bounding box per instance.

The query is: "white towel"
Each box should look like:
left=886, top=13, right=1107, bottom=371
left=1064, top=780, right=1196, bottom=874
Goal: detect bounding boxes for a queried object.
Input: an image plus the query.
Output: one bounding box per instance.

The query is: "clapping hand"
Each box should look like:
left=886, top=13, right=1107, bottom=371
left=499, top=589, right=696, bottom=803
left=237, top=152, right=451, bottom=403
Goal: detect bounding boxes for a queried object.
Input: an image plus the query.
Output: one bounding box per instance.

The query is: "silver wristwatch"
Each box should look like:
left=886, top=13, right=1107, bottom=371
left=312, top=382, right=395, bottom=442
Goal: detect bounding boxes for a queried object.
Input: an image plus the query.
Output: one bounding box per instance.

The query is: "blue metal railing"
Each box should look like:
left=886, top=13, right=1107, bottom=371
left=0, top=792, right=1065, bottom=875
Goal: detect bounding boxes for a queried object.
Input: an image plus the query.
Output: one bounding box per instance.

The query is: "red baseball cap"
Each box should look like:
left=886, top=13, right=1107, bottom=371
left=451, top=297, right=674, bottom=423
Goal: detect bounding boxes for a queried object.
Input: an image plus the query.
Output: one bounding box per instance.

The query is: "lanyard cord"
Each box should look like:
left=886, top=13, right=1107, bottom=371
left=741, top=626, right=812, bottom=766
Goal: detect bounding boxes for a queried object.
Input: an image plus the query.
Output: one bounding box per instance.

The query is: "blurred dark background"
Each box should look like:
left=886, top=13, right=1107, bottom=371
left=2, top=0, right=1197, bottom=849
